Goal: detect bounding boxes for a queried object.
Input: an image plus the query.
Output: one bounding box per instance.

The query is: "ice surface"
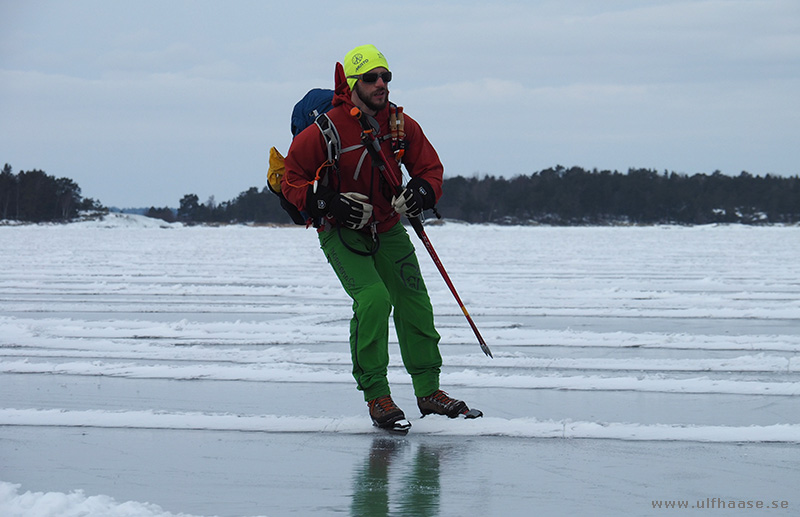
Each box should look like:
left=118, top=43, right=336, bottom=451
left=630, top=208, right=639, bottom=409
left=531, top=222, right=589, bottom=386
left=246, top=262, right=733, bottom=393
left=1, top=215, right=798, bottom=516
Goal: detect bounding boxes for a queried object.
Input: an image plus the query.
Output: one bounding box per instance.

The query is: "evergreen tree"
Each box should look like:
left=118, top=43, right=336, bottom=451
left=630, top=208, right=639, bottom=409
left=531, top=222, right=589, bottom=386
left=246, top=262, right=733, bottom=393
left=0, top=164, right=100, bottom=222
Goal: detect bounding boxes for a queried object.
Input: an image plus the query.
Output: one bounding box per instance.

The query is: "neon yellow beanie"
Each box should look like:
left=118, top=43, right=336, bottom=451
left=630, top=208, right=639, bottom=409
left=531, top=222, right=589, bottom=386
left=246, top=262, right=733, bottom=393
left=344, top=44, right=390, bottom=90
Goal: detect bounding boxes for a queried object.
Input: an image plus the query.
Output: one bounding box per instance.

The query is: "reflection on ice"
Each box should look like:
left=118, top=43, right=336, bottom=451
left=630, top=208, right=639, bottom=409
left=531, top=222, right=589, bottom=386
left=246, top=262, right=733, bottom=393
left=351, top=438, right=444, bottom=517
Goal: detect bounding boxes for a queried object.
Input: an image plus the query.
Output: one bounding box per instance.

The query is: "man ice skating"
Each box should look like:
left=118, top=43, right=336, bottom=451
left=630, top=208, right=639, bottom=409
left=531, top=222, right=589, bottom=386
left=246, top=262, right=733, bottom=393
left=282, top=44, right=477, bottom=433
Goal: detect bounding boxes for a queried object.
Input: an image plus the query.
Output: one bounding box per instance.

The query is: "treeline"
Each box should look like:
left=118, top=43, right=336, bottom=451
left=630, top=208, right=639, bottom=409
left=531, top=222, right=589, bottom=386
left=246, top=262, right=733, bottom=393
left=0, top=164, right=104, bottom=222
left=146, top=188, right=289, bottom=224
left=4, top=162, right=797, bottom=225
left=435, top=167, right=800, bottom=225
left=157, top=166, right=800, bottom=226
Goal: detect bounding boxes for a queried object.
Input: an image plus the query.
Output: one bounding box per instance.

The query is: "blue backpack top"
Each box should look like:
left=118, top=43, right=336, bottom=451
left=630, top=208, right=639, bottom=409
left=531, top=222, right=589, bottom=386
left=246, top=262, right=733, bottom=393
left=290, top=88, right=335, bottom=138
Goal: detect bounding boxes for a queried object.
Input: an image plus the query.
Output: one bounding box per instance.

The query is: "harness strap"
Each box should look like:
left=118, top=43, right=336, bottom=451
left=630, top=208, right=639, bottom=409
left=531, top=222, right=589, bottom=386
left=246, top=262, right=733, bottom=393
left=353, top=149, right=369, bottom=181
left=389, top=104, right=405, bottom=163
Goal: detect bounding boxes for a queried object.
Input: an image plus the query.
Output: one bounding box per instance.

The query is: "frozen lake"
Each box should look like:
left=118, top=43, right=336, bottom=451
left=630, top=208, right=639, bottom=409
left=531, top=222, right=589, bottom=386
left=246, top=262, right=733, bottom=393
left=1, top=215, right=798, bottom=516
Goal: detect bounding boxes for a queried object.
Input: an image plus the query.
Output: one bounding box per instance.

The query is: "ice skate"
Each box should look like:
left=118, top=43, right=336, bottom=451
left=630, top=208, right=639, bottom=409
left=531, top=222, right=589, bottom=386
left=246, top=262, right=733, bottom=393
left=368, top=395, right=412, bottom=434
left=417, top=390, right=483, bottom=419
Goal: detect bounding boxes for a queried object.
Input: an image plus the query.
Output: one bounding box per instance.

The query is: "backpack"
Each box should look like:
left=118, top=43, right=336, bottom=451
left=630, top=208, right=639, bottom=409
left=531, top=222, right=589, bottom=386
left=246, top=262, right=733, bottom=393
left=267, top=89, right=336, bottom=226
left=267, top=88, right=405, bottom=225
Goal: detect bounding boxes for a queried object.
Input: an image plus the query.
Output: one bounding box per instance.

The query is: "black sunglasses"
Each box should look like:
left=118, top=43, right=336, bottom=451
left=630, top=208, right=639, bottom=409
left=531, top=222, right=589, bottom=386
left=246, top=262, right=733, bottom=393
left=349, top=71, right=392, bottom=84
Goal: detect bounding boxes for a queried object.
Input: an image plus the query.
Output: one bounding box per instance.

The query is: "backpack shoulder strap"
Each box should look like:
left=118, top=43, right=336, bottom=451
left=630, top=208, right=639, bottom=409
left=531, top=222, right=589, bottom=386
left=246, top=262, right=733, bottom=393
left=314, top=112, right=341, bottom=166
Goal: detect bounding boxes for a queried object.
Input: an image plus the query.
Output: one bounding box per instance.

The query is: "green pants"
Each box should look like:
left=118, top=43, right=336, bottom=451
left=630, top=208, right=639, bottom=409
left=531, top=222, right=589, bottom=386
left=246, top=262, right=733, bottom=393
left=319, top=222, right=442, bottom=401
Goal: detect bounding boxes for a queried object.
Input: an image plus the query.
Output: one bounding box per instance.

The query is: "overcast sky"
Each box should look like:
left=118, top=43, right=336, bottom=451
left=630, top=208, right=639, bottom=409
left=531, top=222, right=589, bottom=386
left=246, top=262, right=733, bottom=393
left=1, top=0, right=798, bottom=208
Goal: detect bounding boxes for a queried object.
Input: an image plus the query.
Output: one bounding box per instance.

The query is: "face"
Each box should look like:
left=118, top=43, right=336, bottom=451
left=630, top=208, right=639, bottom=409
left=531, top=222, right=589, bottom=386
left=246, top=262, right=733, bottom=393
left=352, top=67, right=390, bottom=114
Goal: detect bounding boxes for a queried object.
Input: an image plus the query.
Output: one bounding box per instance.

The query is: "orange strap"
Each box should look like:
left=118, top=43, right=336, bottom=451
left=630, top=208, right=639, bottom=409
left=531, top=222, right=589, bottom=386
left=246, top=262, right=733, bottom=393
left=284, top=160, right=332, bottom=190
left=389, top=105, right=406, bottom=163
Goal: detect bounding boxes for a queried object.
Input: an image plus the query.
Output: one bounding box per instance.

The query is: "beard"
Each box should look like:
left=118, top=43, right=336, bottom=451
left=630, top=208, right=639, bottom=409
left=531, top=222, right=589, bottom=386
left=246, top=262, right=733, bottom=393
left=354, top=81, right=389, bottom=113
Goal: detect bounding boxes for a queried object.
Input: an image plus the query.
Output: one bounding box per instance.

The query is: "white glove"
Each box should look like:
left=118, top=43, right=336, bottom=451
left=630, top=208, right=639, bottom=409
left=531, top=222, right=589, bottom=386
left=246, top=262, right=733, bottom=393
left=391, top=188, right=423, bottom=217
left=334, top=192, right=373, bottom=230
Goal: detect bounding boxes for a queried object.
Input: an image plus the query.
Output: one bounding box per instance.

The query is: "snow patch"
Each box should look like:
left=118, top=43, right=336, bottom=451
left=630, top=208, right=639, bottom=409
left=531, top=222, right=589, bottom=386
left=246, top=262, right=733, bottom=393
left=2, top=408, right=799, bottom=443
left=72, top=212, right=182, bottom=229
left=0, top=481, right=222, bottom=517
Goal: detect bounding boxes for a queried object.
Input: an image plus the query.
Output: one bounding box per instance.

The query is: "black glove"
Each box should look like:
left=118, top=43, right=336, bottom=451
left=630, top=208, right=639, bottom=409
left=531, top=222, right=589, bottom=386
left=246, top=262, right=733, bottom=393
left=391, top=177, right=435, bottom=218
left=307, top=185, right=373, bottom=230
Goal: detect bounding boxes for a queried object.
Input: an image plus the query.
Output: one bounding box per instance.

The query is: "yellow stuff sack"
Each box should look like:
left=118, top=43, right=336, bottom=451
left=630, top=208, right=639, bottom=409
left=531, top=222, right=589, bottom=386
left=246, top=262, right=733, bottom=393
left=267, top=146, right=285, bottom=194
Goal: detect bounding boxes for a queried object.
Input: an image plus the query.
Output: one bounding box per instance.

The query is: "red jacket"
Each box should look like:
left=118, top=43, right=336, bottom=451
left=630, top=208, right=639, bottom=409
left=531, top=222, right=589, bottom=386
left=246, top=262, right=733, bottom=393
left=282, top=62, right=444, bottom=234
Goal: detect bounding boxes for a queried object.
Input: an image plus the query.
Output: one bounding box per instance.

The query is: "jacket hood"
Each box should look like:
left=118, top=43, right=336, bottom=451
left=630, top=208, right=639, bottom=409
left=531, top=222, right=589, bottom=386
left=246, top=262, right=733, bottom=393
left=332, top=62, right=352, bottom=108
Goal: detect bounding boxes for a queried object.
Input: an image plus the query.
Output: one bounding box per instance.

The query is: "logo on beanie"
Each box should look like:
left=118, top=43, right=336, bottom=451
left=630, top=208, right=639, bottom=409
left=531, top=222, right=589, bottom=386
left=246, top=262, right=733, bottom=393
left=353, top=54, right=371, bottom=73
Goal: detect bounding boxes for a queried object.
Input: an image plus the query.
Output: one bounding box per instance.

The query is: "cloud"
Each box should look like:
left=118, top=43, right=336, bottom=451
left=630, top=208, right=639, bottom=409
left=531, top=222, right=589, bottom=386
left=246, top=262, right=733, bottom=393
left=1, top=0, right=798, bottom=206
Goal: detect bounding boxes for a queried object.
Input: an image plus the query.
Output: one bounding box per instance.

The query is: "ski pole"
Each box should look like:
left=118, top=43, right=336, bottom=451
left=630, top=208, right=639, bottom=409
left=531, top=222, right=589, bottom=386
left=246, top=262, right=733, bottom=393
left=351, top=107, right=493, bottom=358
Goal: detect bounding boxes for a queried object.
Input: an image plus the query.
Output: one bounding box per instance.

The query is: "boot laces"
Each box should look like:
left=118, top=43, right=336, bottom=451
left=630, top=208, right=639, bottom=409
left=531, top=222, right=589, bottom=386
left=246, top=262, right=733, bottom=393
left=370, top=395, right=398, bottom=414
left=429, top=390, right=455, bottom=406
